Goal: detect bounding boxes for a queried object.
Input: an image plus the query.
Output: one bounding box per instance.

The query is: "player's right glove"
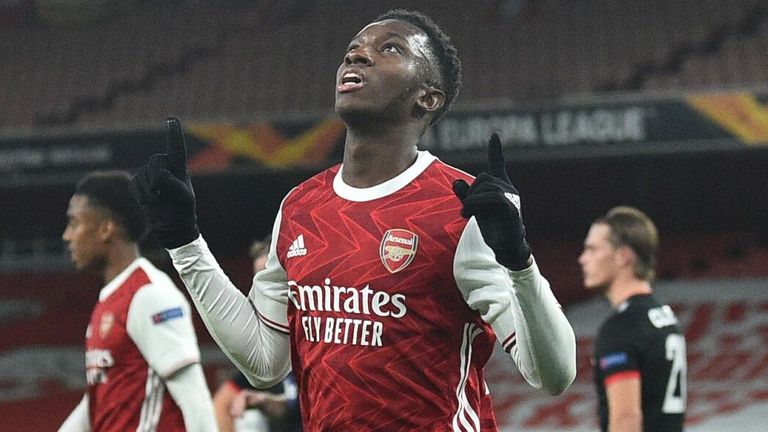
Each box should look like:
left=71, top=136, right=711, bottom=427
left=452, top=133, right=532, bottom=270
left=129, top=117, right=200, bottom=249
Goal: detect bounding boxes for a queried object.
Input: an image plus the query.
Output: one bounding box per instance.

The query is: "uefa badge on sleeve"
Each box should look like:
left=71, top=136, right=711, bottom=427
left=379, top=229, right=418, bottom=273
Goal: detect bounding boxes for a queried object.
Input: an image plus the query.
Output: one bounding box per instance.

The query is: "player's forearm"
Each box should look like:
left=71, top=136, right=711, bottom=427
left=212, top=383, right=237, bottom=432
left=168, top=235, right=291, bottom=386
left=609, top=412, right=642, bottom=432
left=165, top=364, right=219, bottom=432
left=508, top=259, right=576, bottom=395
left=453, top=220, right=574, bottom=393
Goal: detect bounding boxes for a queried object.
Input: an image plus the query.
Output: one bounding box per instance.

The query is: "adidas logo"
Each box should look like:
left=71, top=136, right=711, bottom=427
left=287, top=234, right=308, bottom=258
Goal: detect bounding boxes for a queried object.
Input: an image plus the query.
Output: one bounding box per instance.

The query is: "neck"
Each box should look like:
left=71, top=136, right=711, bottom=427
left=102, top=242, right=141, bottom=283
left=340, top=120, right=425, bottom=188
left=605, top=274, right=652, bottom=309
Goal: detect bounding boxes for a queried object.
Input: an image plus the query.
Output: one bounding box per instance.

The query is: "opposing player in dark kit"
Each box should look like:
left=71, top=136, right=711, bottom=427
left=580, top=206, right=686, bottom=432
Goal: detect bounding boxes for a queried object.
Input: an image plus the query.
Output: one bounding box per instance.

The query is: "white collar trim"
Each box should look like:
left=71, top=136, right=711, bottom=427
left=99, top=257, right=149, bottom=301
left=333, top=150, right=436, bottom=202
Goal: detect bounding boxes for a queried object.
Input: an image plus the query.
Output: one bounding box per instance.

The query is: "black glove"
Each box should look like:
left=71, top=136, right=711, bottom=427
left=452, top=133, right=532, bottom=270
left=130, top=117, right=200, bottom=249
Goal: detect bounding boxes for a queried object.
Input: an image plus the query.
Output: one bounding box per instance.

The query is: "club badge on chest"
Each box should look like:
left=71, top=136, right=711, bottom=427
left=380, top=229, right=418, bottom=273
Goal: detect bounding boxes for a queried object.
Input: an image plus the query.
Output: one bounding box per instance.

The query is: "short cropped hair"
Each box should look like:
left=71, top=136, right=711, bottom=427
left=75, top=170, right=147, bottom=242
left=596, top=206, right=658, bottom=281
left=249, top=234, right=272, bottom=261
left=374, top=9, right=462, bottom=124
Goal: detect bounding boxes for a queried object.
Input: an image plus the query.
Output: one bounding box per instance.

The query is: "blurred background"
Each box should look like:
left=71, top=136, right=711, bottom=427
left=1, top=0, right=767, bottom=430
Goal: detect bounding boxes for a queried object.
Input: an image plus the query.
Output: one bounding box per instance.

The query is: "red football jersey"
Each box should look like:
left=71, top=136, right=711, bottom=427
left=274, top=152, right=499, bottom=431
left=84, top=258, right=199, bottom=431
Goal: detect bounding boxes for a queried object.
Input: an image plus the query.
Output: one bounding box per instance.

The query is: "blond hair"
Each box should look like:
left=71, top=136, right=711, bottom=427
left=596, top=206, right=659, bottom=281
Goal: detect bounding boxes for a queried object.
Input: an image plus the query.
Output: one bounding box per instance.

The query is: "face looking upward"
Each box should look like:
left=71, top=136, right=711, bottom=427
left=579, top=223, right=622, bottom=293
left=62, top=194, right=110, bottom=273
left=335, top=19, right=444, bottom=124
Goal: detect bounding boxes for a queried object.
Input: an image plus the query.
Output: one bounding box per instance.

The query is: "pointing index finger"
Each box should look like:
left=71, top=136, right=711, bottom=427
left=487, top=132, right=507, bottom=179
left=165, top=116, right=187, bottom=178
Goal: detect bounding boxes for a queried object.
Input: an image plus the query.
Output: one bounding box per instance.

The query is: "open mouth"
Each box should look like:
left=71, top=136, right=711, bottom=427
left=338, top=71, right=365, bottom=93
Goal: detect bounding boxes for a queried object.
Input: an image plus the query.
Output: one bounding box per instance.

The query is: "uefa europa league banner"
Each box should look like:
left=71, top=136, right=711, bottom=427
left=0, top=91, right=766, bottom=181
left=422, top=91, right=768, bottom=161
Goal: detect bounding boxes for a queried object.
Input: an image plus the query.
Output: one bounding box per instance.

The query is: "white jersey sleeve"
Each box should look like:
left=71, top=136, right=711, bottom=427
left=167, top=206, right=292, bottom=388
left=126, top=276, right=200, bottom=378
left=453, top=217, right=576, bottom=395
left=164, top=363, right=219, bottom=432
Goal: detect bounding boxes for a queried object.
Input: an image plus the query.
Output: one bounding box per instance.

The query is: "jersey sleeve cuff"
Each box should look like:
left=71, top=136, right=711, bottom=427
left=505, top=255, right=538, bottom=280
left=604, top=370, right=641, bottom=386
left=506, top=257, right=562, bottom=308
left=166, top=234, right=206, bottom=259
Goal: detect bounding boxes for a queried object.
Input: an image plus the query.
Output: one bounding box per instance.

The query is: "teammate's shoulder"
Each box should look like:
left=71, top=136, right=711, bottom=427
left=132, top=282, right=189, bottom=314
left=135, top=259, right=185, bottom=295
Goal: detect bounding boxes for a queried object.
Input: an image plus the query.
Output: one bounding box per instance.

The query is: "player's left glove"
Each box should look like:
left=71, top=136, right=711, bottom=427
left=452, top=133, right=532, bottom=270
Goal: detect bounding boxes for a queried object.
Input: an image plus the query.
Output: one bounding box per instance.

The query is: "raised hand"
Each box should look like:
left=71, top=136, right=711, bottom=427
left=452, top=133, right=532, bottom=270
left=130, top=117, right=200, bottom=249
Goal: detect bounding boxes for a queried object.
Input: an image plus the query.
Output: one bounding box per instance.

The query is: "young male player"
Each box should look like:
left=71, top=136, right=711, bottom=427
left=59, top=171, right=217, bottom=431
left=131, top=10, right=576, bottom=431
left=580, top=206, right=687, bottom=431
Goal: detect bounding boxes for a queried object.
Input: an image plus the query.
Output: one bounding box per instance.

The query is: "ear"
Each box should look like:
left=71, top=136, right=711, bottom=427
left=98, top=219, right=119, bottom=242
left=416, top=86, right=445, bottom=115
left=615, top=245, right=636, bottom=269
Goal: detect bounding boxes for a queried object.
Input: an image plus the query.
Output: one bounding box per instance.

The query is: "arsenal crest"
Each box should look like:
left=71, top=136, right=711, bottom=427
left=380, top=229, right=418, bottom=273
left=100, top=312, right=114, bottom=339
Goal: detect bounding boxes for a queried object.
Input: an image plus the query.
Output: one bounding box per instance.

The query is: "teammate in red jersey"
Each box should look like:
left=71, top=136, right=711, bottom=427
left=58, top=171, right=217, bottom=432
left=131, top=9, right=576, bottom=431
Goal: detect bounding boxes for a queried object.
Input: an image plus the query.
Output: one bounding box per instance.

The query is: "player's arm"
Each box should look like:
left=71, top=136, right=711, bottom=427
left=58, top=395, right=90, bottom=432
left=230, top=373, right=300, bottom=420
left=168, top=213, right=293, bottom=387
left=282, top=373, right=301, bottom=417
left=454, top=219, right=576, bottom=394
left=453, top=133, right=576, bottom=395
left=130, top=118, right=291, bottom=386
left=596, top=338, right=643, bottom=432
left=212, top=379, right=240, bottom=432
left=606, top=376, right=643, bottom=432
left=126, top=282, right=218, bottom=431
left=164, top=363, right=222, bottom=432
